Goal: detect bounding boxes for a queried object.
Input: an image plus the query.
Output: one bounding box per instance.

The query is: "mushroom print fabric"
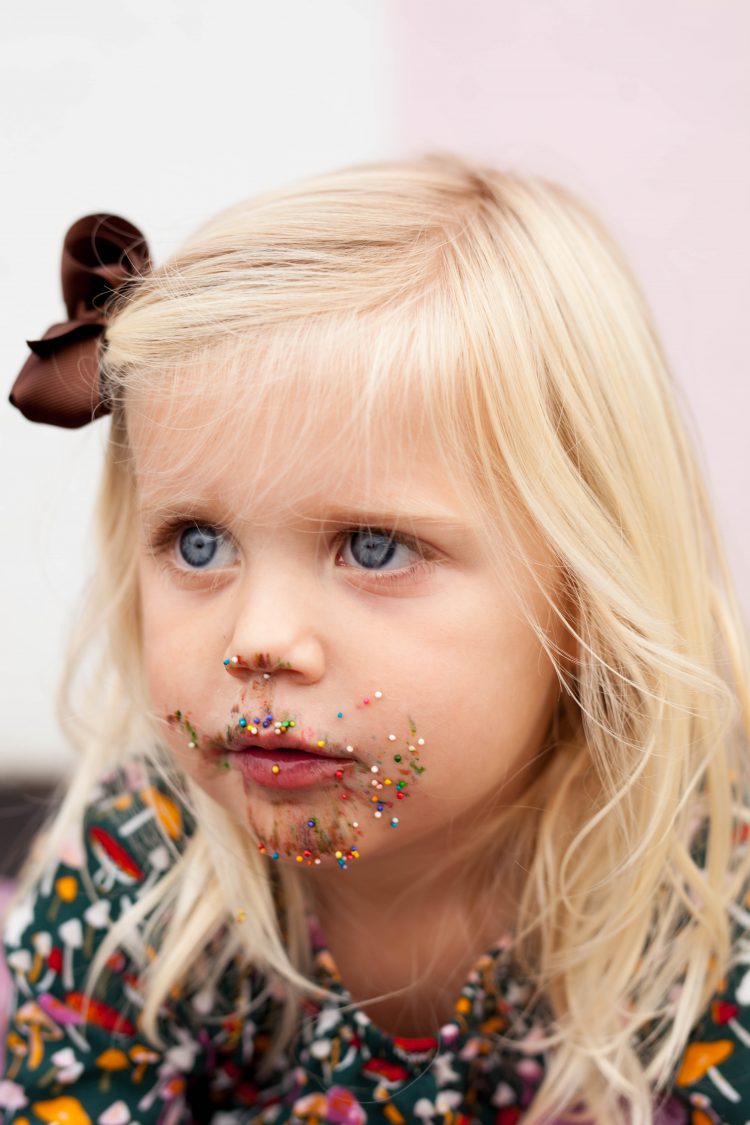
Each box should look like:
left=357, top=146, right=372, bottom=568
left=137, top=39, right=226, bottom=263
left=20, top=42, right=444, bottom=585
left=2, top=761, right=750, bottom=1124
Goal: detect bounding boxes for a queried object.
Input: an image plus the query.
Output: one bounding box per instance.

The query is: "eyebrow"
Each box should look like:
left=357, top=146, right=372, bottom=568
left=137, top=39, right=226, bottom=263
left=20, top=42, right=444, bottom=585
left=137, top=500, right=471, bottom=532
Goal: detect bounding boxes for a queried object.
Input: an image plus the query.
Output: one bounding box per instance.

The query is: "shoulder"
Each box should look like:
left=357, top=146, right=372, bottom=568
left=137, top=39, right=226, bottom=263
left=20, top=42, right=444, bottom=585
left=0, top=760, right=282, bottom=1122
left=2, top=756, right=196, bottom=1006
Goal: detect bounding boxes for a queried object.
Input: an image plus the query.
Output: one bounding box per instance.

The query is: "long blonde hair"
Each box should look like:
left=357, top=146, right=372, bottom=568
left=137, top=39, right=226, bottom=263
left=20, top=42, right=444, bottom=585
left=11, top=153, right=750, bottom=1124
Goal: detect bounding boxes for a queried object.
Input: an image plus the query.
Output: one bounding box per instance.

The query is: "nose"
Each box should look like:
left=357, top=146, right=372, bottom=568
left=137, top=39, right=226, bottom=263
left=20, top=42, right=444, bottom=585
left=224, top=565, right=326, bottom=685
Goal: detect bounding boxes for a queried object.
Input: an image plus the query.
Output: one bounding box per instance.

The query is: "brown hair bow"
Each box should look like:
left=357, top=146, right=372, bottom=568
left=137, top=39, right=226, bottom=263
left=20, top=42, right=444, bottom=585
left=9, top=214, right=150, bottom=428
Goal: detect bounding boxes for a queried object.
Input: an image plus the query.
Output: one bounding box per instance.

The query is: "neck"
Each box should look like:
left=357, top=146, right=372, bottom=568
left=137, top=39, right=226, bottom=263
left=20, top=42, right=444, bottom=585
left=305, top=829, right=521, bottom=1036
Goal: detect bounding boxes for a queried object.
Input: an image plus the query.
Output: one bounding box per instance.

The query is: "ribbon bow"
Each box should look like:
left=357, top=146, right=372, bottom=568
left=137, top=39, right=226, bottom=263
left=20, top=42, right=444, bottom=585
left=9, top=213, right=150, bottom=428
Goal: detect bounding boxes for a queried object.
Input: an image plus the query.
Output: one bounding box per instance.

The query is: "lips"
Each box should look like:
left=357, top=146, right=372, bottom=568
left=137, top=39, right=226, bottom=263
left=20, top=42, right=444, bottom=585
left=230, top=732, right=350, bottom=759
left=208, top=728, right=356, bottom=791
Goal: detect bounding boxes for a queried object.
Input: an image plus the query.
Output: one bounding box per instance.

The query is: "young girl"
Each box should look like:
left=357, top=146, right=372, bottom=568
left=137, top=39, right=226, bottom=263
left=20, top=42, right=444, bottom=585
left=3, top=153, right=750, bottom=1125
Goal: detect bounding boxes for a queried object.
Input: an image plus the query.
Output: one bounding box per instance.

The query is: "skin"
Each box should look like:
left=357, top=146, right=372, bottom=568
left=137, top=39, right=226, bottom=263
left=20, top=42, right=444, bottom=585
left=130, top=379, right=568, bottom=1034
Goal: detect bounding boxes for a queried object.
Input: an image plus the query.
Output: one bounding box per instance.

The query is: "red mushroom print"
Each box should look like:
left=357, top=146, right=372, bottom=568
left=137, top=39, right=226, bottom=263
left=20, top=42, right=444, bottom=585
left=37, top=944, right=64, bottom=993
left=711, top=998, right=750, bottom=1047
left=88, top=827, right=144, bottom=892
left=361, top=1058, right=411, bottom=1098
left=64, top=994, right=137, bottom=1038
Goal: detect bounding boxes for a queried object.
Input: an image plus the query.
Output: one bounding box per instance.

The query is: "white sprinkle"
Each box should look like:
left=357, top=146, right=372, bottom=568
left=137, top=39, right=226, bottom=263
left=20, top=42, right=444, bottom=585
left=314, top=858, right=321, bottom=865
left=188, top=741, right=196, bottom=749
left=352, top=821, right=359, bottom=828
left=371, top=779, right=378, bottom=787
left=374, top=691, right=383, bottom=699
left=263, top=672, right=271, bottom=680
left=392, top=817, right=399, bottom=825
left=371, top=765, right=379, bottom=773
left=346, top=745, right=354, bottom=752
left=374, top=811, right=382, bottom=818
left=231, top=655, right=239, bottom=664
left=388, top=734, right=396, bottom=742
left=250, top=727, right=258, bottom=735
left=417, top=738, right=425, bottom=745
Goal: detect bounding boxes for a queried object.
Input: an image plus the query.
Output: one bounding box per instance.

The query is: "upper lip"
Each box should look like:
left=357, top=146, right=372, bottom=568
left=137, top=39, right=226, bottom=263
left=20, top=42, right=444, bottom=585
left=214, top=730, right=354, bottom=760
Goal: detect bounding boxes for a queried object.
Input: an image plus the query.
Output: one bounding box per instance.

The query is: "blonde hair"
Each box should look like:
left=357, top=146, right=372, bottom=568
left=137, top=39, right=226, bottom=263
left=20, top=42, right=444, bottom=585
left=11, top=152, right=750, bottom=1123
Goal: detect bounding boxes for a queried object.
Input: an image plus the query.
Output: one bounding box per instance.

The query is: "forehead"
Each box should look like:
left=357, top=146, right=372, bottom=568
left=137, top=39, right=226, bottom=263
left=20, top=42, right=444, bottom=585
left=125, top=349, right=469, bottom=529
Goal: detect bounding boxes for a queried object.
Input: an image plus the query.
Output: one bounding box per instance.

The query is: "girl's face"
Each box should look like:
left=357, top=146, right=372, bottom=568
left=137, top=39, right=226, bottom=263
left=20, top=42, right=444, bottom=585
left=130, top=375, right=566, bottom=878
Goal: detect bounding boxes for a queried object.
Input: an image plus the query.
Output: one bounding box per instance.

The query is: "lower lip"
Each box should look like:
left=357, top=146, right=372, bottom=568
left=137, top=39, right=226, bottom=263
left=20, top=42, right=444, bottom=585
left=231, top=749, right=353, bottom=790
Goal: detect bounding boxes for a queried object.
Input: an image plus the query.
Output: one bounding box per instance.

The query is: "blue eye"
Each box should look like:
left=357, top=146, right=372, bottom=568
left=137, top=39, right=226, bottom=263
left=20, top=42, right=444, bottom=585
left=348, top=531, right=397, bottom=569
left=177, top=524, right=227, bottom=569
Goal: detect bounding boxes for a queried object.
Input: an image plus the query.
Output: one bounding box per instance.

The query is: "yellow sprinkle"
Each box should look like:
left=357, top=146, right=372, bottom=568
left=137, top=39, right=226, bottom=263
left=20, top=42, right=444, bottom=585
left=352, top=850, right=360, bottom=858
left=317, top=740, right=326, bottom=748
left=384, top=778, right=392, bottom=785
left=335, top=850, right=343, bottom=859
left=296, top=855, right=303, bottom=862
left=290, top=721, right=296, bottom=728
left=271, top=765, right=280, bottom=775
left=235, top=909, right=246, bottom=922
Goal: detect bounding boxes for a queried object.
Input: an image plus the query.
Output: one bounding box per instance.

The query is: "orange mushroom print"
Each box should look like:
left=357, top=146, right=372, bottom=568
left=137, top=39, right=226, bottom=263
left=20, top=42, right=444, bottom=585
left=30, top=1097, right=92, bottom=1125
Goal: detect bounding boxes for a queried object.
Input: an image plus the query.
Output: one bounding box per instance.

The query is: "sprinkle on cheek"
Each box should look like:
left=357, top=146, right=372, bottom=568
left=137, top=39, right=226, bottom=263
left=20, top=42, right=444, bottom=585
left=166, top=695, right=427, bottom=873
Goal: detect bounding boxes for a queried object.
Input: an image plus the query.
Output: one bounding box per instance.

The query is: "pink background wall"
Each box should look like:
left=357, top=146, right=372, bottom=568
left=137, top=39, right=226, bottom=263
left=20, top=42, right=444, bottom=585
left=387, top=0, right=750, bottom=619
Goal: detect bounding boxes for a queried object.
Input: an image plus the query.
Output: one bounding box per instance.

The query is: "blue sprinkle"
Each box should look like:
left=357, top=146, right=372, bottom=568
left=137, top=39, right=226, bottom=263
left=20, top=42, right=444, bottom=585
left=253, top=717, right=260, bottom=724
left=238, top=717, right=247, bottom=728
left=337, top=712, right=343, bottom=718
left=265, top=713, right=273, bottom=720
left=262, top=719, right=271, bottom=728
left=376, top=803, right=384, bottom=811
left=223, top=658, right=230, bottom=666
left=272, top=852, right=279, bottom=860
left=307, top=819, right=316, bottom=828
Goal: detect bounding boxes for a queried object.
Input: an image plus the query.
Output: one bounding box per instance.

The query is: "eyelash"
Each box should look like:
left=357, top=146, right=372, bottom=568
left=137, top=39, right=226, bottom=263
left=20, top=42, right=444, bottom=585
left=147, top=520, right=437, bottom=587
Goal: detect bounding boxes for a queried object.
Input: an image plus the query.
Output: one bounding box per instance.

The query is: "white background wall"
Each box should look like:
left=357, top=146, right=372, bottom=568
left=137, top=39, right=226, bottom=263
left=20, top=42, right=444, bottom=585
left=1, top=1, right=747, bottom=779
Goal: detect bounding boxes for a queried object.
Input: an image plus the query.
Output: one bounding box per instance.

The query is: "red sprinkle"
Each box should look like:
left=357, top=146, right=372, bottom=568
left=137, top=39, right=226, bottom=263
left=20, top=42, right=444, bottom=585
left=341, top=792, right=347, bottom=800
left=335, top=769, right=344, bottom=780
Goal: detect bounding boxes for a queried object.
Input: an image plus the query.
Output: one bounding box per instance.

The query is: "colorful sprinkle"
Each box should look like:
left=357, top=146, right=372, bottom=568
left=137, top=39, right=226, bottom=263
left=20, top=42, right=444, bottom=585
left=271, top=765, right=280, bottom=775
